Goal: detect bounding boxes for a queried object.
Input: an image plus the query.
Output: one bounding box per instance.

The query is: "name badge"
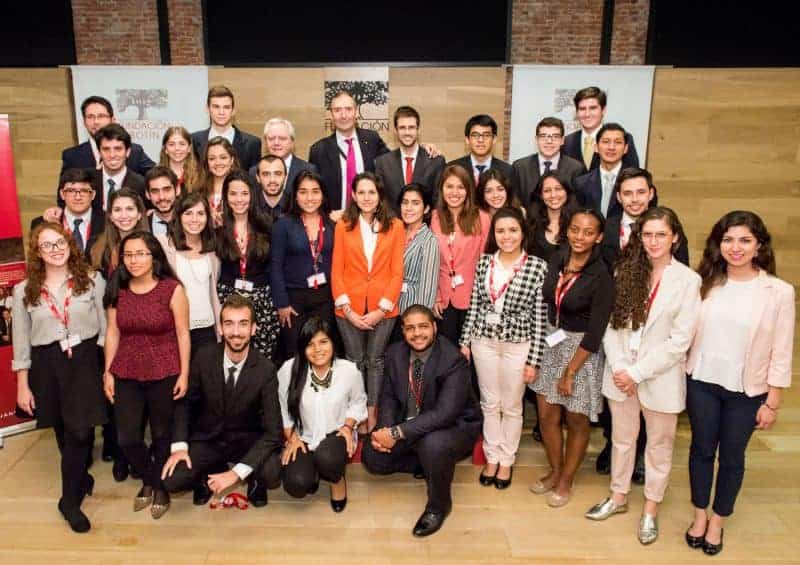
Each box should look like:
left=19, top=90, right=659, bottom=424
left=451, top=274, right=465, bottom=289
left=629, top=327, right=643, bottom=352
left=60, top=333, right=82, bottom=352
left=486, top=311, right=501, bottom=325
left=307, top=273, right=327, bottom=288
left=545, top=329, right=568, bottom=348
left=401, top=282, right=408, bottom=293
left=234, top=278, right=254, bottom=292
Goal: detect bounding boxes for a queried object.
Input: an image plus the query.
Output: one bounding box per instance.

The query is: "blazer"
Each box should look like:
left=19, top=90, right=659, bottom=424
left=308, top=128, right=390, bottom=209
left=375, top=148, right=446, bottom=213
left=331, top=217, right=404, bottom=317
left=377, top=337, right=482, bottom=444
left=600, top=213, right=685, bottom=271
left=448, top=155, right=513, bottom=186
left=512, top=152, right=586, bottom=206
left=79, top=168, right=147, bottom=213
left=563, top=130, right=640, bottom=171
left=60, top=141, right=155, bottom=177
left=156, top=234, right=222, bottom=338
left=686, top=270, right=795, bottom=397
left=602, top=260, right=702, bottom=413
left=574, top=168, right=625, bottom=220
left=172, top=344, right=284, bottom=470
left=399, top=224, right=440, bottom=313
left=247, top=154, right=317, bottom=195
left=191, top=127, right=262, bottom=172
left=31, top=208, right=105, bottom=263
left=460, top=253, right=549, bottom=366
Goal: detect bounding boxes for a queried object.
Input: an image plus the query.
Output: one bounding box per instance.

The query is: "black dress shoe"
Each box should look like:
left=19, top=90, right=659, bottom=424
left=494, top=467, right=513, bottom=490
left=193, top=482, right=212, bottom=506
left=703, top=529, right=723, bottom=556
left=247, top=478, right=268, bottom=507
left=595, top=441, right=611, bottom=475
left=58, top=499, right=91, bottom=533
left=412, top=509, right=449, bottom=537
left=632, top=453, right=645, bottom=485
left=112, top=458, right=129, bottom=482
left=685, top=527, right=705, bottom=549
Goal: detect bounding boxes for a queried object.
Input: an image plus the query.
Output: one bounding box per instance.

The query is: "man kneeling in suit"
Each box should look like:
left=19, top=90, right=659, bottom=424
left=162, top=294, right=283, bottom=506
left=363, top=304, right=482, bottom=537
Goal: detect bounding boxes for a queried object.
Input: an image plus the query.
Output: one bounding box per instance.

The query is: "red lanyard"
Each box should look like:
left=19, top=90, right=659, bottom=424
left=408, top=362, right=423, bottom=410
left=647, top=278, right=661, bottom=312
left=554, top=271, right=580, bottom=326
left=488, top=253, right=527, bottom=304
left=302, top=215, right=325, bottom=275
left=209, top=492, right=249, bottom=510
left=446, top=232, right=457, bottom=276
left=63, top=215, right=92, bottom=243
left=41, top=278, right=74, bottom=357
left=233, top=225, right=249, bottom=279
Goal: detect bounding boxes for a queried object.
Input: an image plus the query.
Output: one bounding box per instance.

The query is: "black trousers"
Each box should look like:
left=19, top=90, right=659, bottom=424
left=277, top=286, right=337, bottom=368
left=114, top=375, right=177, bottom=491
left=687, top=377, right=765, bottom=517
left=438, top=305, right=467, bottom=346
left=600, top=397, right=647, bottom=455
left=282, top=433, right=348, bottom=498
left=163, top=438, right=282, bottom=493
left=54, top=425, right=93, bottom=509
left=362, top=426, right=475, bottom=515
left=190, top=325, right=217, bottom=357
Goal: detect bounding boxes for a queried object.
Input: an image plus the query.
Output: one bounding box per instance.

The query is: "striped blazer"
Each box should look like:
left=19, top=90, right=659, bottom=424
left=399, top=224, right=440, bottom=313
left=459, top=253, right=549, bottom=366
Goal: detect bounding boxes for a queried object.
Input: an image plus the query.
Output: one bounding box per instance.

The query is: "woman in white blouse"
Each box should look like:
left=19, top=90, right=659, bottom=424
left=278, top=316, right=367, bottom=512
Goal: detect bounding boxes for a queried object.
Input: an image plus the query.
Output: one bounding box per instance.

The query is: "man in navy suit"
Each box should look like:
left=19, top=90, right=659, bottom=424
left=60, top=95, right=155, bottom=178
left=375, top=106, right=446, bottom=214
left=248, top=118, right=316, bottom=193
left=448, top=114, right=513, bottom=187
left=562, top=86, right=640, bottom=172
left=191, top=86, right=262, bottom=172
left=574, top=123, right=632, bottom=219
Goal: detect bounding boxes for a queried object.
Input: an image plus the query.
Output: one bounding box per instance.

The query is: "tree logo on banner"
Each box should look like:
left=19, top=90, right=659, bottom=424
left=324, top=80, right=389, bottom=134
left=554, top=88, right=580, bottom=135
left=117, top=89, right=168, bottom=121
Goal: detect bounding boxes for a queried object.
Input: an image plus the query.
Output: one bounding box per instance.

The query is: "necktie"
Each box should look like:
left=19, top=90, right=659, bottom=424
left=601, top=172, right=615, bottom=216
left=475, top=164, right=487, bottom=184
left=404, top=156, right=414, bottom=185
left=408, top=357, right=424, bottom=414
left=345, top=138, right=356, bottom=207
left=224, top=366, right=237, bottom=409
left=106, top=178, right=116, bottom=208
left=72, top=218, right=84, bottom=251
left=543, top=160, right=552, bottom=174
left=582, top=136, right=594, bottom=170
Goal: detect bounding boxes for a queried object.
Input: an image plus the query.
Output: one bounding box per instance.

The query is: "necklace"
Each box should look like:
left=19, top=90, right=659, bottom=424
left=309, top=366, right=333, bottom=392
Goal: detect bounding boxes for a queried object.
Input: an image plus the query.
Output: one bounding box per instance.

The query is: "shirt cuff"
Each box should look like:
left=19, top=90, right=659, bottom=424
left=334, top=294, right=351, bottom=308
left=629, top=366, right=645, bottom=384
left=171, top=442, right=189, bottom=453
left=378, top=298, right=394, bottom=312
left=11, top=360, right=31, bottom=371
left=232, top=463, right=253, bottom=480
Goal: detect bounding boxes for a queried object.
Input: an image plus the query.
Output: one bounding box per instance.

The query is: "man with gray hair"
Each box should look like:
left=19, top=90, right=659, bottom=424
left=248, top=117, right=316, bottom=193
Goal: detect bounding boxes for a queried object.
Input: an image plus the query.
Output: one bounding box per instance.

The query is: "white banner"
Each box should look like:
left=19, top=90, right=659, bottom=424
left=70, top=65, right=209, bottom=162
left=509, top=65, right=655, bottom=165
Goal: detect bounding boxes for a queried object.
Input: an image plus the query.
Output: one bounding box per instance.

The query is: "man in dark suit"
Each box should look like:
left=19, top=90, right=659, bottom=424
left=162, top=294, right=283, bottom=507
left=363, top=305, right=482, bottom=537
left=61, top=95, right=155, bottom=178
left=574, top=123, right=633, bottom=220
left=144, top=167, right=181, bottom=236
left=449, top=114, right=513, bottom=188
left=375, top=106, right=446, bottom=214
left=562, top=86, right=639, bottom=172
left=512, top=116, right=586, bottom=206
left=253, top=155, right=291, bottom=220
left=247, top=118, right=316, bottom=193
left=191, top=85, right=262, bottom=172
left=308, top=90, right=390, bottom=221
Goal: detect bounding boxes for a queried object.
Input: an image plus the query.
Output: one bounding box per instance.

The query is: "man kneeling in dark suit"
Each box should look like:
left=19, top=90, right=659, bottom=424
left=363, top=304, right=482, bottom=537
left=162, top=294, right=283, bottom=507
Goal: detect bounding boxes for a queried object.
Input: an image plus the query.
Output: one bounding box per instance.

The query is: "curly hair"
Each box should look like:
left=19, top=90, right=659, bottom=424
left=609, top=206, right=686, bottom=330
left=24, top=222, right=94, bottom=307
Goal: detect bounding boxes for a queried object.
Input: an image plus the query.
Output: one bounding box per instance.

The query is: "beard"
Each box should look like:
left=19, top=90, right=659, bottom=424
left=225, top=336, right=250, bottom=353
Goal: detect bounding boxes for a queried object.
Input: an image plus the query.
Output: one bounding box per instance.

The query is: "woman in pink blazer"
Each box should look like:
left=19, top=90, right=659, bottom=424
left=685, top=211, right=794, bottom=556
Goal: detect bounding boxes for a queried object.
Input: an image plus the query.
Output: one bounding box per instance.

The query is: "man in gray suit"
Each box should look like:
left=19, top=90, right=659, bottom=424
left=512, top=117, right=585, bottom=207
left=375, top=106, right=446, bottom=214
left=247, top=118, right=316, bottom=193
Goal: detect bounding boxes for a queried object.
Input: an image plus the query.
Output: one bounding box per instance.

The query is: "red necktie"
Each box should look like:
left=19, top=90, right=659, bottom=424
left=404, top=156, right=414, bottom=185
left=345, top=138, right=356, bottom=207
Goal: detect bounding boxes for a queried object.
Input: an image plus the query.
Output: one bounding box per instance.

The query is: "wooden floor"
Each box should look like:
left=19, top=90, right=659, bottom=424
left=1, top=385, right=799, bottom=565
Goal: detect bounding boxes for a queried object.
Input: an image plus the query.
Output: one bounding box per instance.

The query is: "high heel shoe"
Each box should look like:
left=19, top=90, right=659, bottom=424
left=703, top=528, right=723, bottom=556
left=58, top=499, right=91, bottom=533
left=150, top=489, right=170, bottom=519
left=494, top=467, right=513, bottom=490
left=330, top=479, right=347, bottom=513
left=478, top=465, right=498, bottom=486
left=685, top=525, right=706, bottom=549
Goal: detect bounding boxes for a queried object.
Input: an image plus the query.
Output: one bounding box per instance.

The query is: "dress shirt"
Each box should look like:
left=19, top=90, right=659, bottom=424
left=470, top=155, right=492, bottom=179
left=88, top=136, right=101, bottom=167
left=209, top=126, right=235, bottom=145
left=400, top=145, right=419, bottom=178
left=12, top=272, right=107, bottom=370
left=406, top=347, right=433, bottom=420
left=277, top=358, right=368, bottom=451
left=620, top=212, right=635, bottom=249
left=283, top=153, right=293, bottom=174
left=359, top=214, right=379, bottom=272
left=336, top=130, right=365, bottom=210
left=102, top=167, right=128, bottom=211
left=599, top=161, right=622, bottom=217
left=63, top=208, right=93, bottom=250
left=539, top=153, right=560, bottom=175
left=151, top=214, right=170, bottom=236
left=580, top=127, right=601, bottom=152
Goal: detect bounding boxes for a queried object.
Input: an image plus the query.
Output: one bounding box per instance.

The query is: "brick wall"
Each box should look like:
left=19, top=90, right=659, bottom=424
left=72, top=0, right=161, bottom=65
left=610, top=0, right=650, bottom=64
left=167, top=0, right=204, bottom=64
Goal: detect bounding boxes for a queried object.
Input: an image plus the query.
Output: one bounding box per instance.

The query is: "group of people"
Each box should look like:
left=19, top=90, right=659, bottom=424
left=8, top=84, right=793, bottom=552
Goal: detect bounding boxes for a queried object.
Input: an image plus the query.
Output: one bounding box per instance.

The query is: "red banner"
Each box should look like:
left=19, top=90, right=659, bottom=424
left=0, top=114, right=30, bottom=433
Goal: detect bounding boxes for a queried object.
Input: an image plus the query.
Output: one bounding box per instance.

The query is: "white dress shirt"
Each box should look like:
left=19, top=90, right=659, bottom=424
left=63, top=208, right=93, bottom=250
left=400, top=145, right=419, bottom=180
left=620, top=212, right=636, bottom=249
left=209, top=126, right=235, bottom=145
left=470, top=155, right=492, bottom=180
left=538, top=153, right=561, bottom=175
left=599, top=161, right=622, bottom=217
left=359, top=214, right=379, bottom=272
left=336, top=130, right=365, bottom=210
left=102, top=167, right=128, bottom=211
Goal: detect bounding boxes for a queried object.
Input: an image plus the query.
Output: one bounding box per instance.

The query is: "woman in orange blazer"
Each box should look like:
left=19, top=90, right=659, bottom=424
left=332, top=172, right=404, bottom=431
left=684, top=211, right=794, bottom=556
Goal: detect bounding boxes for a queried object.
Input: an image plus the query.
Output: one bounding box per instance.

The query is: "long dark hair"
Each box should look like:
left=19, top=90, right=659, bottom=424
left=286, top=170, right=332, bottom=218
left=565, top=208, right=605, bottom=263
left=485, top=207, right=528, bottom=254
left=526, top=172, right=578, bottom=253
left=104, top=230, right=179, bottom=307
left=397, top=182, right=433, bottom=225
left=476, top=169, right=522, bottom=213
left=435, top=164, right=481, bottom=235
left=697, top=210, right=776, bottom=299
left=610, top=207, right=686, bottom=330
left=342, top=171, right=394, bottom=233
left=217, top=170, right=271, bottom=263
left=90, top=188, right=149, bottom=274
left=287, top=316, right=339, bottom=433
left=169, top=192, right=217, bottom=253
left=198, top=137, right=240, bottom=200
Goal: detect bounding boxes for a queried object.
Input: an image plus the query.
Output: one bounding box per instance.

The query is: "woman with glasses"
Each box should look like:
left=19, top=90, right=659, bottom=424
left=13, top=223, right=107, bottom=533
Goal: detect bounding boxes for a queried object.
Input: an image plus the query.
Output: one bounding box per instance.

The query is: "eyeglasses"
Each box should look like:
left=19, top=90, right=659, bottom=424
left=122, top=251, right=152, bottom=261
left=62, top=188, right=93, bottom=196
left=537, top=134, right=563, bottom=141
left=39, top=239, right=68, bottom=252
left=469, top=132, right=495, bottom=140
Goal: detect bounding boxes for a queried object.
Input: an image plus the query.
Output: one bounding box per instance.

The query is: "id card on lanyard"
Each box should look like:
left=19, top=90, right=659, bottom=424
left=233, top=226, right=254, bottom=292
left=447, top=233, right=464, bottom=289
left=486, top=253, right=526, bottom=325
left=41, top=279, right=81, bottom=357
left=303, top=215, right=327, bottom=289
left=546, top=271, right=580, bottom=347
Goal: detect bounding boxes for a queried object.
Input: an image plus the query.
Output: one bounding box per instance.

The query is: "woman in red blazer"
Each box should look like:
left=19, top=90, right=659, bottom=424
left=331, top=172, right=404, bottom=431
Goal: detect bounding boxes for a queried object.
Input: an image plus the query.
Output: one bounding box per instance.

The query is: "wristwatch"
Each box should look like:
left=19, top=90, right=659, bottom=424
left=390, top=426, right=402, bottom=441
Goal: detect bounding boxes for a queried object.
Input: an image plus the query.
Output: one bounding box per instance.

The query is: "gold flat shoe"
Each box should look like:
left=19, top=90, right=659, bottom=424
left=585, top=496, right=628, bottom=521
left=150, top=490, right=170, bottom=519
left=546, top=490, right=572, bottom=508
left=529, top=480, right=553, bottom=495
left=133, top=486, right=153, bottom=512
left=638, top=513, right=658, bottom=545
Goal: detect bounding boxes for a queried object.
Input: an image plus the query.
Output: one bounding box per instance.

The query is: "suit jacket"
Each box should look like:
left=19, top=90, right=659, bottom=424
left=191, top=127, right=262, bottom=172
left=574, top=168, right=624, bottom=219
left=601, top=213, right=686, bottom=271
left=602, top=260, right=702, bottom=413
left=375, top=148, right=446, bottom=213
left=80, top=169, right=146, bottom=213
left=377, top=337, right=482, bottom=444
left=308, top=128, right=390, bottom=209
left=563, top=130, right=640, bottom=171
left=173, top=344, right=283, bottom=470
left=60, top=141, right=155, bottom=178
left=448, top=155, right=513, bottom=187
left=31, top=208, right=105, bottom=263
left=247, top=154, right=317, bottom=194
left=512, top=152, right=586, bottom=206
left=686, top=270, right=795, bottom=397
